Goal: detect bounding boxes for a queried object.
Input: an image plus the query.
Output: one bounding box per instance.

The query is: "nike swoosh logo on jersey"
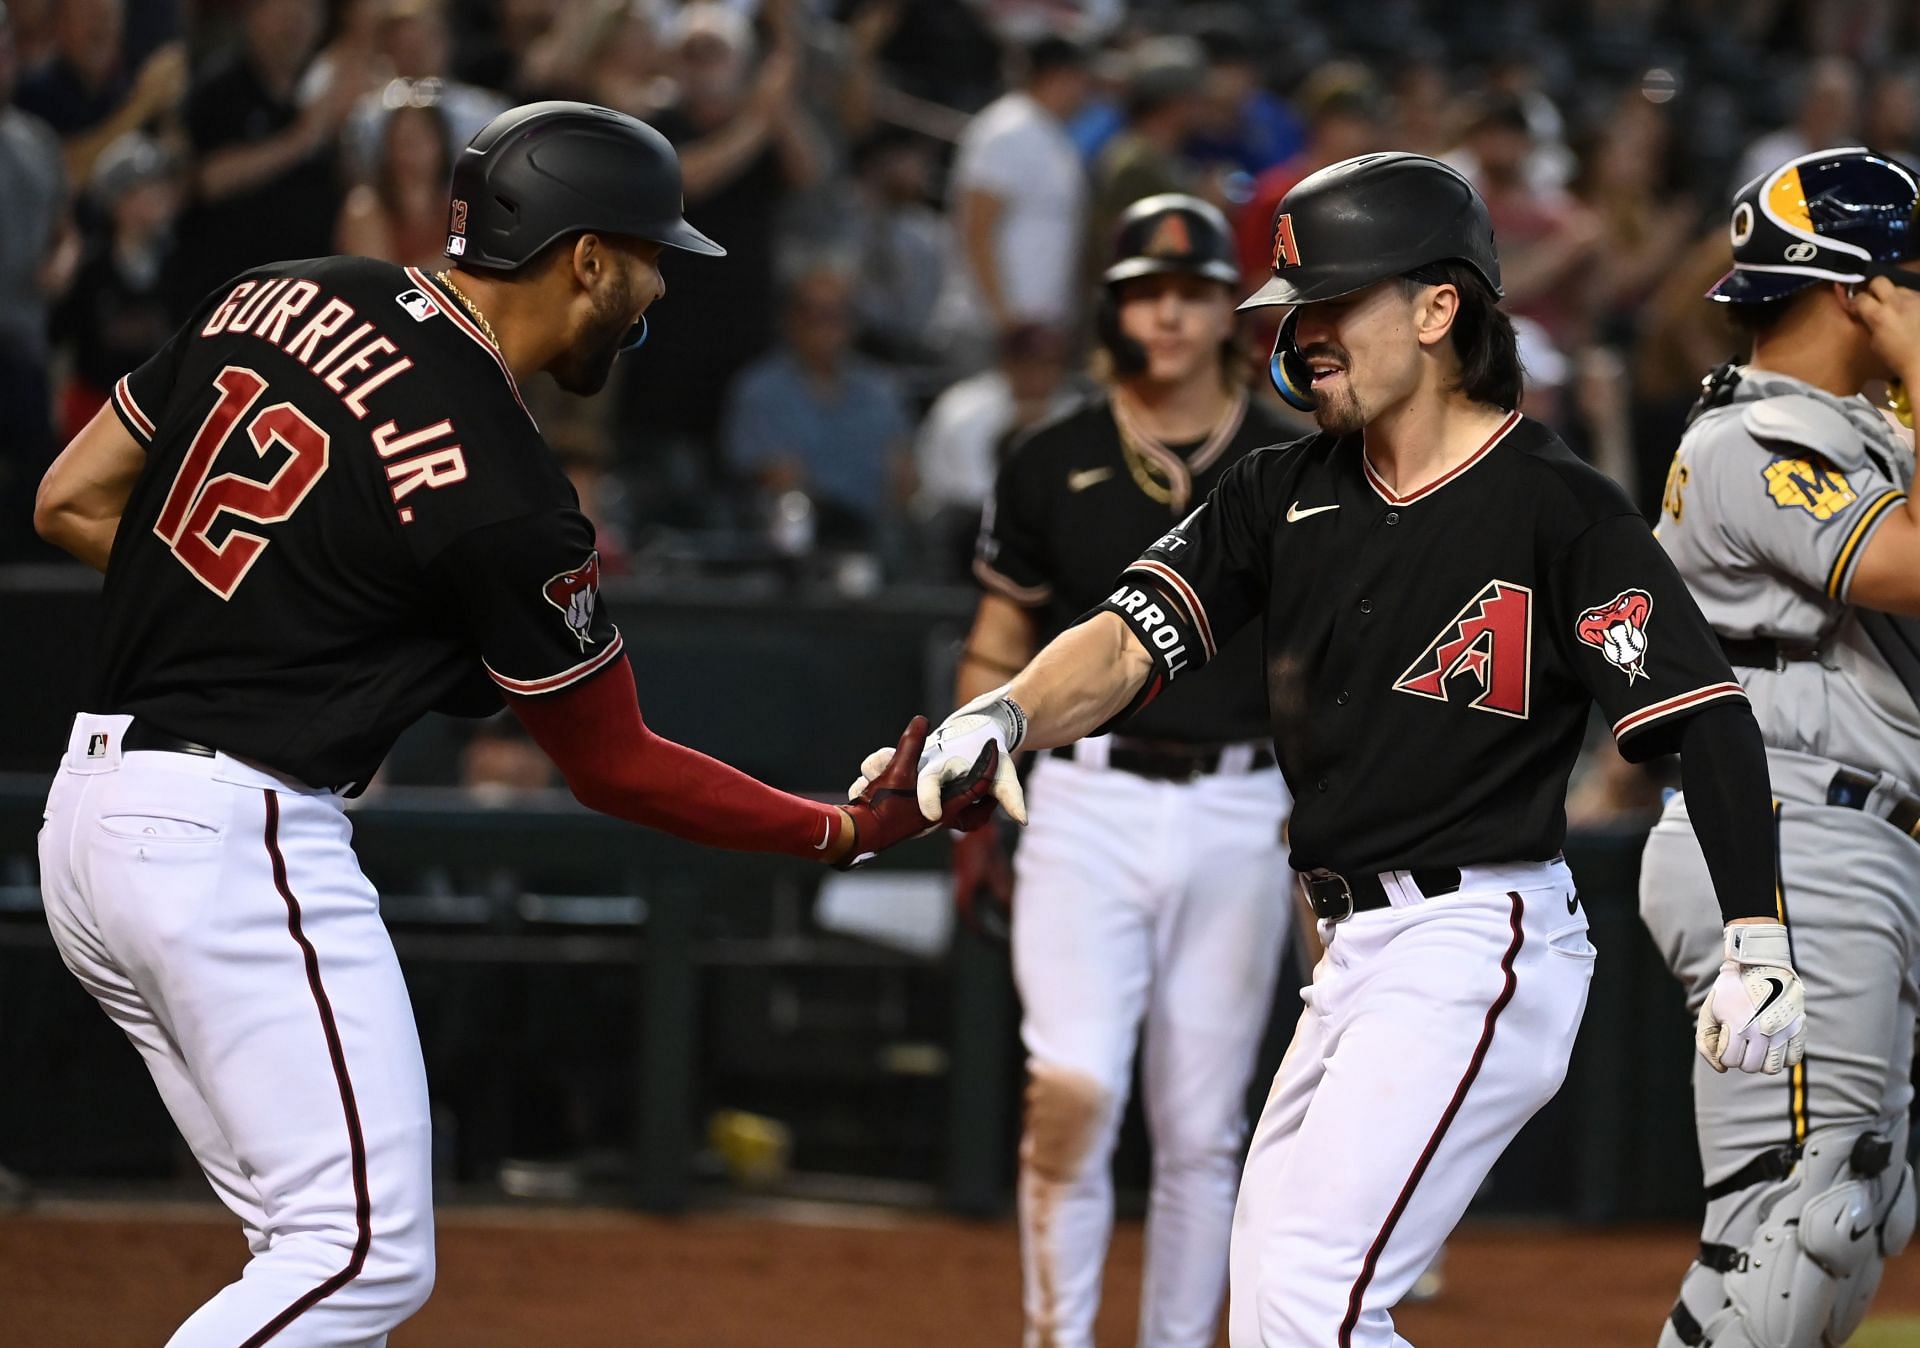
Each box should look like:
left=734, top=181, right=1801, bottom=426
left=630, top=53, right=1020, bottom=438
left=1068, top=467, right=1115, bottom=492
left=1567, top=893, right=1578, bottom=915
left=814, top=817, right=834, bottom=851
left=1286, top=501, right=1340, bottom=522
left=1756, top=976, right=1787, bottom=1016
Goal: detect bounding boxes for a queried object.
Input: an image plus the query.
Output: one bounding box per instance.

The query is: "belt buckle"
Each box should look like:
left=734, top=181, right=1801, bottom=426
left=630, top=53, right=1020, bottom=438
left=1301, top=869, right=1355, bottom=923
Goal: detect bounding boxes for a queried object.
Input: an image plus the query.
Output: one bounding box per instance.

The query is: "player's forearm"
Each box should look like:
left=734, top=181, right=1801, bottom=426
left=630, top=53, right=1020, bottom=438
left=508, top=659, right=847, bottom=860
left=1004, top=613, right=1153, bottom=751
left=1677, top=703, right=1777, bottom=923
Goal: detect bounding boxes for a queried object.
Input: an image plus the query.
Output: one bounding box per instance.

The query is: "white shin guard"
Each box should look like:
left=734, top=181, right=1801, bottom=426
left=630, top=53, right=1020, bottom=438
left=1680, top=1117, right=1914, bottom=1348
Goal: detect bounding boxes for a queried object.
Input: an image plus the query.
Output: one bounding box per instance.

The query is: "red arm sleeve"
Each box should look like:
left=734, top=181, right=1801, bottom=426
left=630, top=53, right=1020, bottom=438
left=507, top=658, right=845, bottom=860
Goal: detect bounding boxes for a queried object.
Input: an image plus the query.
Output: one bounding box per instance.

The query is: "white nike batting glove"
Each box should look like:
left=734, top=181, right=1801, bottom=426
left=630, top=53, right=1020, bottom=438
left=1697, top=922, right=1806, bottom=1076
left=848, top=689, right=1030, bottom=825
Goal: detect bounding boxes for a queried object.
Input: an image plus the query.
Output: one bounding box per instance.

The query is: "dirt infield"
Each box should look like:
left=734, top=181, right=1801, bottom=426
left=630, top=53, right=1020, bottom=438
left=7, top=1201, right=1920, bottom=1347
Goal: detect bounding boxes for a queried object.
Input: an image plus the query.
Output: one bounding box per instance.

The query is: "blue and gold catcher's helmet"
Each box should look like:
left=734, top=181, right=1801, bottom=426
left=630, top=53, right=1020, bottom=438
left=1709, top=147, right=1920, bottom=303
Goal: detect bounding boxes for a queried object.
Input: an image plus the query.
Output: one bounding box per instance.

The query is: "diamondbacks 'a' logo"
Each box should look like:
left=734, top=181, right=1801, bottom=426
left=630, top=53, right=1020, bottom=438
left=1271, top=213, right=1301, bottom=269
left=1575, top=588, right=1652, bottom=683
left=1146, top=212, right=1193, bottom=258
left=1763, top=456, right=1856, bottom=520
left=543, top=552, right=601, bottom=650
left=1393, top=580, right=1533, bottom=718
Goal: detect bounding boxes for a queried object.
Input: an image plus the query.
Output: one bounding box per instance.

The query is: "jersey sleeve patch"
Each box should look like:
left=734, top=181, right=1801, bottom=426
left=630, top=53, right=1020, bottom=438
left=1763, top=455, right=1856, bottom=519
left=542, top=551, right=603, bottom=651
left=1572, top=588, right=1653, bottom=684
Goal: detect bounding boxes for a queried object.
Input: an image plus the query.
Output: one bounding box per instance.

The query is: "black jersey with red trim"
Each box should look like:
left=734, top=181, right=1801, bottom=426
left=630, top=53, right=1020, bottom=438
left=975, top=390, right=1281, bottom=745
left=1096, top=411, right=1745, bottom=874
left=93, top=255, right=621, bottom=788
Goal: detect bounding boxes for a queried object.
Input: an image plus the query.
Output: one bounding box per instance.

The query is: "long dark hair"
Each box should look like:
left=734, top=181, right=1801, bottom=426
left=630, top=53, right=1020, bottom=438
left=1401, top=260, right=1525, bottom=409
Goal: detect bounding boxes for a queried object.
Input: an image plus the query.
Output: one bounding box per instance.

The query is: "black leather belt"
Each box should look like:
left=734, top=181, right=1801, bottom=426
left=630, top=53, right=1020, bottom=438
left=1299, top=866, right=1463, bottom=923
left=1827, top=766, right=1920, bottom=838
left=123, top=721, right=218, bottom=759
left=1049, top=738, right=1277, bottom=783
left=1719, top=634, right=1821, bottom=670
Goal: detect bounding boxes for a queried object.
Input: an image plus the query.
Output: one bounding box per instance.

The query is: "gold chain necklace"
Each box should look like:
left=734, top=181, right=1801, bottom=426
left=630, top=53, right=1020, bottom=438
left=433, top=270, right=500, bottom=351
left=1119, top=431, right=1177, bottom=505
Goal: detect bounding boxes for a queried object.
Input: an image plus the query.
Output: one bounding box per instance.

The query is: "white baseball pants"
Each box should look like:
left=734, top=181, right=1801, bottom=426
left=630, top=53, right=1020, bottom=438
left=38, top=714, right=435, bottom=1346
left=1229, top=861, right=1593, bottom=1348
left=1011, top=750, right=1293, bottom=1348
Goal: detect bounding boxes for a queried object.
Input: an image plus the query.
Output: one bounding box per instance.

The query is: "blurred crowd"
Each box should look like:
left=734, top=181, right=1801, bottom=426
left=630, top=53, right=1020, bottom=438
left=2, top=0, right=1916, bottom=803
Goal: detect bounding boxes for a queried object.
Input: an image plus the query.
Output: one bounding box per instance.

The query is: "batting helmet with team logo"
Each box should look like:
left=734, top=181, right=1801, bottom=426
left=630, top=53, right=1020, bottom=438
left=1708, top=147, right=1920, bottom=304
left=1097, top=194, right=1242, bottom=376
left=1240, top=153, right=1502, bottom=409
left=447, top=101, right=724, bottom=349
left=448, top=101, right=724, bottom=271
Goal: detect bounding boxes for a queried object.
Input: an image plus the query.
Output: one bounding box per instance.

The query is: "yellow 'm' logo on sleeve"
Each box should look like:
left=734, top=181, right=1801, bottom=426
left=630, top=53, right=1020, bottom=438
left=1764, top=456, right=1857, bottom=520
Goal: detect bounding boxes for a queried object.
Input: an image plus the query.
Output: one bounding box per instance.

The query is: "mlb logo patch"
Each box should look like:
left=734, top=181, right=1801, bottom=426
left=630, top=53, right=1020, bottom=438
left=446, top=236, right=467, bottom=257
left=86, top=733, right=109, bottom=758
left=396, top=288, right=440, bottom=322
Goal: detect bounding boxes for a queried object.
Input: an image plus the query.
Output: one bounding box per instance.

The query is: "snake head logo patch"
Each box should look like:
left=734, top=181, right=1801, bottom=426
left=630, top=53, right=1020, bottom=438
left=543, top=552, right=601, bottom=650
left=1575, top=589, right=1653, bottom=684
left=1764, top=456, right=1856, bottom=520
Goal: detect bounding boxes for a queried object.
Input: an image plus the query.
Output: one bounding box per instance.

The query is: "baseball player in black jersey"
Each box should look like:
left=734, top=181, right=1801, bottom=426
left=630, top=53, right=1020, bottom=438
left=32, top=101, right=991, bottom=1346
left=962, top=194, right=1292, bottom=1348
left=856, top=153, right=1804, bottom=1347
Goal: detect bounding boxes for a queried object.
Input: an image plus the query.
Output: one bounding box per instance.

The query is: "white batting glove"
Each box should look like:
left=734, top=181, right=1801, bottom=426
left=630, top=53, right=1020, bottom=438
left=1697, top=922, right=1806, bottom=1076
left=848, top=689, right=1030, bottom=825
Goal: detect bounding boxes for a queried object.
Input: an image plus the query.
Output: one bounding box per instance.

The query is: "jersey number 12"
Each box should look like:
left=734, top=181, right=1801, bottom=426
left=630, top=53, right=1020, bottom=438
left=154, top=366, right=330, bottom=599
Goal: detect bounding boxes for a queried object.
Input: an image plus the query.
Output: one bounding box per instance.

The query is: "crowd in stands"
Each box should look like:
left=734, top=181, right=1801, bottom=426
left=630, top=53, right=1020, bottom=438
left=2, top=0, right=1916, bottom=612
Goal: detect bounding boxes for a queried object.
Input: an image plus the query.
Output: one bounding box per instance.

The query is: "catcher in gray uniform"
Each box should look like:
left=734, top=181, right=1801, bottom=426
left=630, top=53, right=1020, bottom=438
left=1643, top=146, right=1920, bottom=1348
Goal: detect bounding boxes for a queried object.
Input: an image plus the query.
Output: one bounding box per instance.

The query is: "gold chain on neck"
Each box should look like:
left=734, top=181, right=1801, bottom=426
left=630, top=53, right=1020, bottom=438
left=433, top=270, right=500, bottom=351
left=1118, top=430, right=1177, bottom=505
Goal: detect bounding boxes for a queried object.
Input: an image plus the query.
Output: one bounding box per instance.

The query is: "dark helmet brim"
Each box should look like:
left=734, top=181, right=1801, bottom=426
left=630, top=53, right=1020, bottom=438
left=656, top=215, right=727, bottom=258
left=1705, top=264, right=1830, bottom=304
left=1104, top=256, right=1241, bottom=287
left=1237, top=269, right=1370, bottom=310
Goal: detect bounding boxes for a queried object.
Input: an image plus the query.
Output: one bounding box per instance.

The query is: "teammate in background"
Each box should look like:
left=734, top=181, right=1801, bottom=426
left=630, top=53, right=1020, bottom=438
left=858, top=153, right=1804, bottom=1347
left=1642, top=147, right=1920, bottom=1348
left=31, top=101, right=991, bottom=1347
left=962, top=194, right=1293, bottom=1348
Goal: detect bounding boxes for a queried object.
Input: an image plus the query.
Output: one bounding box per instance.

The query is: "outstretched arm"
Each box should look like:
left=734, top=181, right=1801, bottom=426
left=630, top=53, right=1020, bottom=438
left=1004, top=612, right=1155, bottom=751
left=510, top=658, right=992, bottom=865
left=853, top=611, right=1157, bottom=825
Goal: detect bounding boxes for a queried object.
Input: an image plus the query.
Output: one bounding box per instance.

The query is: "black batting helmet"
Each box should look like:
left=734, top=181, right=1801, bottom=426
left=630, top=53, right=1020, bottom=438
left=1244, top=153, right=1502, bottom=409
left=1104, top=193, right=1241, bottom=287
left=446, top=101, right=725, bottom=272
left=1098, top=194, right=1241, bottom=376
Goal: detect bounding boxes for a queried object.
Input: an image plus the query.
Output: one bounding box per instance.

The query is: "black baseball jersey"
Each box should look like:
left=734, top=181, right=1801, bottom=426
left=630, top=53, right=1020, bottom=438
left=1098, top=411, right=1746, bottom=874
left=96, top=256, right=622, bottom=788
left=976, top=391, right=1277, bottom=745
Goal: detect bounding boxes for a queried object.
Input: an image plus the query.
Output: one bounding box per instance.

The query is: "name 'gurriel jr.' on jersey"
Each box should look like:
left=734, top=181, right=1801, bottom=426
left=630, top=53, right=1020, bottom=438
left=99, top=255, right=618, bottom=792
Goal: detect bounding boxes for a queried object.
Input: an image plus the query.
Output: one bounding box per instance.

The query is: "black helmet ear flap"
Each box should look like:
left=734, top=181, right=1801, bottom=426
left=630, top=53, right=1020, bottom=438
left=1269, top=309, right=1315, bottom=411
